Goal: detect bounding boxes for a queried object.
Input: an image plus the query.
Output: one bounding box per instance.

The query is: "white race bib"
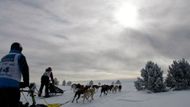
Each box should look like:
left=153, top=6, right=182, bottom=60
left=0, top=53, right=21, bottom=82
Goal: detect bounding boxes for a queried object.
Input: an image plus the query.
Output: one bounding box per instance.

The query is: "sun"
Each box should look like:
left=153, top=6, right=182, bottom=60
left=114, top=3, right=140, bottom=29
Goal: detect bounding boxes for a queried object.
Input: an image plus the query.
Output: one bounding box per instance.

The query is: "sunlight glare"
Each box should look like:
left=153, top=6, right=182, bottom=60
left=114, top=3, right=140, bottom=29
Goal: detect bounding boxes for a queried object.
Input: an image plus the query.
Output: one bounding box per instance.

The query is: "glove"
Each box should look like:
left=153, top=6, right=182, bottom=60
left=20, top=82, right=29, bottom=88
left=52, top=80, right=55, bottom=85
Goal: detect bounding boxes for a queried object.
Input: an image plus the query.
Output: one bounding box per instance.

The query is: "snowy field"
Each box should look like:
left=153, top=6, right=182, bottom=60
left=21, top=79, right=190, bottom=107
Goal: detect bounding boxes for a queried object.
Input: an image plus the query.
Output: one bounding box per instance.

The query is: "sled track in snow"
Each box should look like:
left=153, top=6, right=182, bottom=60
left=117, top=98, right=146, bottom=102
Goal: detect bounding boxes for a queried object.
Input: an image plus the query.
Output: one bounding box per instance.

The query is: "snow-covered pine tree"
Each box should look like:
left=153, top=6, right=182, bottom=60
left=165, top=58, right=190, bottom=90
left=134, top=61, right=166, bottom=92
left=111, top=81, right=115, bottom=85
left=89, top=80, right=94, bottom=86
left=115, top=80, right=121, bottom=85
left=62, top=80, right=66, bottom=86
left=67, top=81, right=72, bottom=86
left=134, top=77, right=144, bottom=90
left=54, top=78, right=59, bottom=85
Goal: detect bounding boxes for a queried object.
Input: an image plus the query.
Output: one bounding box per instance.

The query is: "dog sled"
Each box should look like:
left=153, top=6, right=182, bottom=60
left=48, top=83, right=64, bottom=96
left=20, top=83, right=69, bottom=107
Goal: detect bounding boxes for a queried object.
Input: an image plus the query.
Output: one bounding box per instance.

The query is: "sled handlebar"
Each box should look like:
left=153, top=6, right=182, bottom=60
left=20, top=89, right=30, bottom=92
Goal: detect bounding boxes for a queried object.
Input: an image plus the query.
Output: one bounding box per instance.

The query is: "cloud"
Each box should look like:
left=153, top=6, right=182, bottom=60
left=137, top=0, right=190, bottom=59
left=0, top=0, right=190, bottom=82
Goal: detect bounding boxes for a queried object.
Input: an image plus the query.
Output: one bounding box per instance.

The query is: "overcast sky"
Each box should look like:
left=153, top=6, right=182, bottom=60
left=0, top=0, right=190, bottom=83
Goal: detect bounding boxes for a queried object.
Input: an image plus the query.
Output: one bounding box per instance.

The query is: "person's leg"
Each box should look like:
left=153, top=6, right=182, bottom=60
left=0, top=89, right=8, bottom=107
left=0, top=88, right=20, bottom=107
left=39, top=76, right=46, bottom=97
left=44, top=76, right=50, bottom=97
left=38, top=83, right=45, bottom=97
left=45, top=80, right=50, bottom=97
left=9, top=88, right=20, bottom=107
left=45, top=84, right=49, bottom=97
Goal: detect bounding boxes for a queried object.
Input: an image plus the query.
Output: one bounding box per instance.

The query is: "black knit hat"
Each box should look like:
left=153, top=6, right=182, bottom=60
left=11, top=42, right=23, bottom=52
left=46, top=67, right=52, bottom=71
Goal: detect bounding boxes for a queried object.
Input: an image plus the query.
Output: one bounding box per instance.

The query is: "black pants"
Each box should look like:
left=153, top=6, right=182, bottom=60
left=38, top=76, right=49, bottom=97
left=0, top=88, right=20, bottom=107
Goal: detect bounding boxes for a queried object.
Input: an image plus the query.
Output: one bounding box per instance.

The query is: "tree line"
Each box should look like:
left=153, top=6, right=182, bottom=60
left=134, top=58, right=190, bottom=93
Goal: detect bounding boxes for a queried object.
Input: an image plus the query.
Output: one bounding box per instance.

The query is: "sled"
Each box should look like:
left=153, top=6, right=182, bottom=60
left=49, top=83, right=64, bottom=96
left=20, top=83, right=69, bottom=107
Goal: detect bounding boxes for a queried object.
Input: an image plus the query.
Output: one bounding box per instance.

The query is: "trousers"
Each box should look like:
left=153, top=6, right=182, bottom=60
left=0, top=88, right=20, bottom=107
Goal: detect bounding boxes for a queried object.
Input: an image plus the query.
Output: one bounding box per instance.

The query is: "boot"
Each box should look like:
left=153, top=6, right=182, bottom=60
left=38, top=92, right=42, bottom=97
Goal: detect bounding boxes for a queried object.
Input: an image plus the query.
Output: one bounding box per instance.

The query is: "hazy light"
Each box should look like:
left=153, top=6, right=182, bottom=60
left=114, top=2, right=140, bottom=28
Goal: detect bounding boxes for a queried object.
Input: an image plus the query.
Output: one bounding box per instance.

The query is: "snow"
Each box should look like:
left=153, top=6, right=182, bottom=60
left=20, top=79, right=190, bottom=107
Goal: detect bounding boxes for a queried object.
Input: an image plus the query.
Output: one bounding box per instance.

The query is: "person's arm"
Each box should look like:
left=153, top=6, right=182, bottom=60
left=50, top=72, right=54, bottom=84
left=19, top=55, right=29, bottom=87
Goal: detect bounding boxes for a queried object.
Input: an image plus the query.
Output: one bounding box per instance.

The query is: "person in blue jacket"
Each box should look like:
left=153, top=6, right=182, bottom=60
left=0, top=42, right=29, bottom=107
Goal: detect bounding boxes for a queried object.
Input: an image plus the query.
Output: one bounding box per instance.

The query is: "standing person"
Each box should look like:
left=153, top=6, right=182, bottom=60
left=0, top=42, right=29, bottom=107
left=38, top=67, right=54, bottom=97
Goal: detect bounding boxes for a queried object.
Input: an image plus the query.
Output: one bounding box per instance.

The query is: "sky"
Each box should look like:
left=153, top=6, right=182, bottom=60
left=0, top=0, right=190, bottom=83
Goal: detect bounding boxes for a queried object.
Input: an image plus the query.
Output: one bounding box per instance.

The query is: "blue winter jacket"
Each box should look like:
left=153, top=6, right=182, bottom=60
left=0, top=50, right=29, bottom=88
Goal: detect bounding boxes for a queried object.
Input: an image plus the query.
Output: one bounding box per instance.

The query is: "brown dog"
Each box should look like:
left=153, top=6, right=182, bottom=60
left=82, top=88, right=96, bottom=103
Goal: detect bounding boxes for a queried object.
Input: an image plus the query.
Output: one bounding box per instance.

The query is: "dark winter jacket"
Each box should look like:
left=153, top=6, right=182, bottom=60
left=42, top=71, right=54, bottom=84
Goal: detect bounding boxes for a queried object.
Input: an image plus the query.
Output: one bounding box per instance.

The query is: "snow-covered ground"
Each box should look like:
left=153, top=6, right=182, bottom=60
left=21, top=79, right=190, bottom=107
